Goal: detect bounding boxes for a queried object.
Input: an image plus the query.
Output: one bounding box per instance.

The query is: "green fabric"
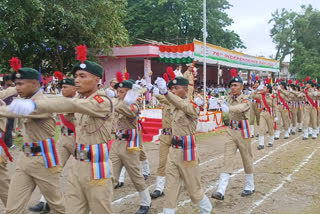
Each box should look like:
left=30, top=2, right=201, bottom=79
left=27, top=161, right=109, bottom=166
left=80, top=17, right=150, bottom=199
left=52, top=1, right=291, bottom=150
left=167, top=80, right=173, bottom=89
left=280, top=81, right=287, bottom=87
left=11, top=67, right=39, bottom=81
left=171, top=77, right=189, bottom=86
left=159, top=57, right=194, bottom=64
left=115, top=80, right=133, bottom=89
left=72, top=60, right=103, bottom=78
left=228, top=75, right=243, bottom=87
left=62, top=77, right=75, bottom=86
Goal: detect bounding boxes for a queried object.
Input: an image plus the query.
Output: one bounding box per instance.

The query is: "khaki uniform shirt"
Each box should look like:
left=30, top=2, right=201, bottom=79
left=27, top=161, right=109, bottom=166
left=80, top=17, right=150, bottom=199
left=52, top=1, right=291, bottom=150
left=165, top=92, right=199, bottom=136
left=227, top=93, right=250, bottom=122
left=156, top=95, right=172, bottom=129
left=114, top=99, right=139, bottom=131
left=35, top=91, right=114, bottom=145
left=183, top=70, right=194, bottom=86
left=0, top=87, right=17, bottom=132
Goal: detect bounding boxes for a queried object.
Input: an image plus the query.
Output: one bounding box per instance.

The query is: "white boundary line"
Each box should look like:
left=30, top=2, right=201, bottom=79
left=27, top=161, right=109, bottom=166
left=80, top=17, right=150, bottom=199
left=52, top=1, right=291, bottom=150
left=246, top=144, right=320, bottom=214
left=176, top=134, right=303, bottom=207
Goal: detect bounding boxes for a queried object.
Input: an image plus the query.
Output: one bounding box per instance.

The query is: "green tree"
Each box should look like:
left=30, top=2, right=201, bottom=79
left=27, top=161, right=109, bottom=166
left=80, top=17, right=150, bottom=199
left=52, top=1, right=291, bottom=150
left=125, top=0, right=245, bottom=49
left=0, top=0, right=129, bottom=74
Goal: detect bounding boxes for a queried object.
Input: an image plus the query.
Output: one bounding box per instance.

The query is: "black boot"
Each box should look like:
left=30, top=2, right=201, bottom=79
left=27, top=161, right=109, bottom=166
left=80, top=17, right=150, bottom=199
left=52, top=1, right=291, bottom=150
left=114, top=182, right=124, bottom=189
left=211, top=192, right=224, bottom=200
left=257, top=145, right=264, bottom=150
left=150, top=190, right=164, bottom=199
left=241, top=190, right=255, bottom=197
left=267, top=143, right=273, bottom=147
left=29, top=202, right=50, bottom=213
left=143, top=174, right=150, bottom=180
left=136, top=205, right=150, bottom=214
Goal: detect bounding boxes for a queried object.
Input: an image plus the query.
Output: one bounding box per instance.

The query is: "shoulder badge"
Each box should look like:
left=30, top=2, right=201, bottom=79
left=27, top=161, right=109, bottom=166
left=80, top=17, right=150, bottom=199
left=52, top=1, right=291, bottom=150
left=130, top=104, right=135, bottom=111
left=94, top=95, right=104, bottom=104
left=242, top=99, right=249, bottom=103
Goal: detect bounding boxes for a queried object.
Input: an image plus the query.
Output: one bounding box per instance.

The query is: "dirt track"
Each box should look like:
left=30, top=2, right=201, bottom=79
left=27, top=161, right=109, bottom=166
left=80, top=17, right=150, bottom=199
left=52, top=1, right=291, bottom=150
left=1, top=131, right=320, bottom=214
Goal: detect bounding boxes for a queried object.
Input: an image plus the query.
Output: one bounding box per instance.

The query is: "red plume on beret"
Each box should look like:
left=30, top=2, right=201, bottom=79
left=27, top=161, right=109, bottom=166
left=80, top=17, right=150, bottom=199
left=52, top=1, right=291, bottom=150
left=275, top=79, right=278, bottom=83
left=288, top=79, right=293, bottom=84
left=163, top=73, right=169, bottom=83
left=266, top=79, right=271, bottom=84
left=75, top=45, right=87, bottom=64
left=306, top=76, right=310, bottom=81
left=279, top=78, right=282, bottom=82
left=312, top=79, right=315, bottom=83
left=124, top=72, right=130, bottom=80
left=300, top=83, right=304, bottom=87
left=302, top=79, right=305, bottom=82
left=116, top=71, right=124, bottom=83
left=295, top=80, right=299, bottom=85
left=53, top=71, right=63, bottom=80
left=167, top=66, right=175, bottom=80
left=255, top=76, right=259, bottom=81
left=230, top=68, right=237, bottom=78
left=9, top=57, right=22, bottom=72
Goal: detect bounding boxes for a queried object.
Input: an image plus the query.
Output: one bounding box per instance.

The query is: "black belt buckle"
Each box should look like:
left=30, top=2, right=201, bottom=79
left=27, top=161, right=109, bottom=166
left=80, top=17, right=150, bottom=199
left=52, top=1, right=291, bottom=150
left=231, top=122, right=242, bottom=129
left=75, top=149, right=91, bottom=160
left=61, top=127, right=74, bottom=134
left=171, top=138, right=183, bottom=147
left=23, top=145, right=41, bottom=154
left=116, top=132, right=130, bottom=140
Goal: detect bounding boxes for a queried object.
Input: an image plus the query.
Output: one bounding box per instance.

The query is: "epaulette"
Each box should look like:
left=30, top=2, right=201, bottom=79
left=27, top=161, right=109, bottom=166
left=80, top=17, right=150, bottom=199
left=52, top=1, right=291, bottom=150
left=190, top=101, right=197, bottom=108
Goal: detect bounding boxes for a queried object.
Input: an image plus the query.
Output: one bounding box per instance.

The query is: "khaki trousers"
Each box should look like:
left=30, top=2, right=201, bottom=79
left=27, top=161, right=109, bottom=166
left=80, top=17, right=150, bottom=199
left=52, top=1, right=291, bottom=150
left=224, top=129, right=253, bottom=174
left=278, top=106, right=290, bottom=130
left=0, top=161, right=9, bottom=206
left=164, top=147, right=204, bottom=208
left=259, top=111, right=274, bottom=136
left=139, top=144, right=147, bottom=162
left=57, top=135, right=75, bottom=167
left=290, top=107, right=298, bottom=127
left=157, top=134, right=172, bottom=176
left=187, top=86, right=194, bottom=100
left=66, top=160, right=113, bottom=214
left=6, top=154, right=65, bottom=214
left=110, top=140, right=147, bottom=192
left=297, top=107, right=303, bottom=123
left=303, top=106, right=317, bottom=129
left=249, top=103, right=260, bottom=126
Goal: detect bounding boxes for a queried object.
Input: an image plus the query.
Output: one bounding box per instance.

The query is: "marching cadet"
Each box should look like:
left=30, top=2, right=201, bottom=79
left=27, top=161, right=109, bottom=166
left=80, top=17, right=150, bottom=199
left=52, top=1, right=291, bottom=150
left=183, top=63, right=195, bottom=100
left=303, top=77, right=318, bottom=140
left=150, top=75, right=172, bottom=199
left=211, top=69, right=254, bottom=201
left=288, top=80, right=299, bottom=135
left=110, top=72, right=151, bottom=214
left=8, top=46, right=115, bottom=213
left=296, top=82, right=304, bottom=132
left=0, top=65, right=65, bottom=213
left=0, top=86, right=17, bottom=208
left=29, top=77, right=77, bottom=213
left=275, top=80, right=291, bottom=139
left=249, top=76, right=261, bottom=138
left=251, top=79, right=276, bottom=150
left=156, top=76, right=212, bottom=214
left=106, top=78, right=117, bottom=96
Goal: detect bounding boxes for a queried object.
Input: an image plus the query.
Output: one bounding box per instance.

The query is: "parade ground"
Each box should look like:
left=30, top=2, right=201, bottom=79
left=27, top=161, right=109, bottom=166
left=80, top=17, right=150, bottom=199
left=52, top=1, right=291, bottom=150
left=1, top=129, right=319, bottom=214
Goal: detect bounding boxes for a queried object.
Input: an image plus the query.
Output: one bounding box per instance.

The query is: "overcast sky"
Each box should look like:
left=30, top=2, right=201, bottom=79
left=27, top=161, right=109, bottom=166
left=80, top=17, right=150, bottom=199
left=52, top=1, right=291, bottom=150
left=226, top=0, right=320, bottom=60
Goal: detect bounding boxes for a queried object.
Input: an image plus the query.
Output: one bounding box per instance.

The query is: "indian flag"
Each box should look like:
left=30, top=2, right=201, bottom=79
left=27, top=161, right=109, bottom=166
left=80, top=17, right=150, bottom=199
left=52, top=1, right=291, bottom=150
left=159, top=43, right=194, bottom=64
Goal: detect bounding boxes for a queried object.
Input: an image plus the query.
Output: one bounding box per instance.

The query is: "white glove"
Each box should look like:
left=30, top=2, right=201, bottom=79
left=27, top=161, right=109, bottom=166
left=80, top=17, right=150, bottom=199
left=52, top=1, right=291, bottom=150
left=277, top=85, right=281, bottom=90
left=274, top=117, right=278, bottom=121
left=313, top=91, right=318, bottom=96
left=194, top=97, right=203, bottom=106
left=153, top=87, right=160, bottom=97
left=221, top=103, right=229, bottom=113
left=124, top=89, right=139, bottom=105
left=156, top=77, right=167, bottom=95
left=106, top=89, right=116, bottom=98
left=132, top=84, right=142, bottom=93
left=257, top=84, right=264, bottom=90
left=8, top=99, right=36, bottom=116
left=146, top=83, right=153, bottom=91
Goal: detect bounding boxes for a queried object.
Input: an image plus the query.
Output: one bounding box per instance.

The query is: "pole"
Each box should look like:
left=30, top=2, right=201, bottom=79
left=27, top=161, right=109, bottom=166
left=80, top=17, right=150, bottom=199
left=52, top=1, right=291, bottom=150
left=217, top=63, right=220, bottom=85
left=203, top=0, right=207, bottom=114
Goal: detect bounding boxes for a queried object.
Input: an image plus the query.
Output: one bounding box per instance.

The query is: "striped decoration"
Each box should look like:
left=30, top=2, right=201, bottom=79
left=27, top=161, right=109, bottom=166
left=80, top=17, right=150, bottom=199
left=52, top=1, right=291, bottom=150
left=39, top=138, right=60, bottom=168
left=240, top=120, right=251, bottom=139
left=24, top=138, right=60, bottom=168
left=159, top=43, right=194, bottom=63
left=89, top=143, right=110, bottom=180
left=127, top=129, right=139, bottom=151
left=182, top=135, right=196, bottom=162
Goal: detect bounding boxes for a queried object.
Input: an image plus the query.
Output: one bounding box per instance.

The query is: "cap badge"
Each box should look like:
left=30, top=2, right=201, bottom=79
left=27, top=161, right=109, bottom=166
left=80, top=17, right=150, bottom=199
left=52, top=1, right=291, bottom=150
left=80, top=63, right=86, bottom=69
left=16, top=73, right=21, bottom=78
